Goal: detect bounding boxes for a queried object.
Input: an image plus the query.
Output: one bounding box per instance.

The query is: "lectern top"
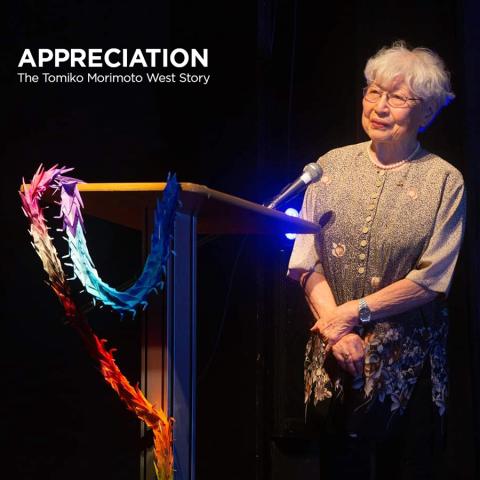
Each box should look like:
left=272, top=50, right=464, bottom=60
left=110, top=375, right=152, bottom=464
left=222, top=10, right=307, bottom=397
left=24, top=181, right=321, bottom=235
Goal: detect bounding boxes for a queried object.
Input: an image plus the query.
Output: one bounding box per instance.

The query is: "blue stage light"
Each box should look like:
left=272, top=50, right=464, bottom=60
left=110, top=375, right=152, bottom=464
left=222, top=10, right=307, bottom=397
left=285, top=208, right=299, bottom=217
left=284, top=208, right=299, bottom=240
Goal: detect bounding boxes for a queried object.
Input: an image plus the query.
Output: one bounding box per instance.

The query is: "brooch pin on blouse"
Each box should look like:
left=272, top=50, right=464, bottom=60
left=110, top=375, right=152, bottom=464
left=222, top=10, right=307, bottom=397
left=407, top=188, right=418, bottom=200
left=332, top=242, right=346, bottom=258
left=320, top=175, right=331, bottom=185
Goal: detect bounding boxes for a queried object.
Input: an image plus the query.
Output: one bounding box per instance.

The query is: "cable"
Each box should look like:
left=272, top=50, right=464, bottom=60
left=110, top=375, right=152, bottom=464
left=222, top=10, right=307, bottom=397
left=197, top=235, right=248, bottom=383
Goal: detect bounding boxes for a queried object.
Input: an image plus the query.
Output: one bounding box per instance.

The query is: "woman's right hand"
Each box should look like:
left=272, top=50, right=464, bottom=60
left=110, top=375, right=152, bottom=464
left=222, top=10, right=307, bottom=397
left=331, top=333, right=365, bottom=377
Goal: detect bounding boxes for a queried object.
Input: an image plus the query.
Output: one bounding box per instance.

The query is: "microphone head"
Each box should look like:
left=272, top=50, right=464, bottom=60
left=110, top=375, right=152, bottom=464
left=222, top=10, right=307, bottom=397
left=302, top=162, right=323, bottom=183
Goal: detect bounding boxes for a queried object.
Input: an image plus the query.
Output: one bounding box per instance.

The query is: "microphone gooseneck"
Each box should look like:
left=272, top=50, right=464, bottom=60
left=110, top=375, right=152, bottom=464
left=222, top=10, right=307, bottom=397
left=266, top=162, right=323, bottom=210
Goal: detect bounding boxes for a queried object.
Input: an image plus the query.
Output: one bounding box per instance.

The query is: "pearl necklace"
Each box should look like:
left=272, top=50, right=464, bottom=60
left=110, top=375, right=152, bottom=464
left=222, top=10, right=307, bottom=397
left=367, top=141, right=421, bottom=170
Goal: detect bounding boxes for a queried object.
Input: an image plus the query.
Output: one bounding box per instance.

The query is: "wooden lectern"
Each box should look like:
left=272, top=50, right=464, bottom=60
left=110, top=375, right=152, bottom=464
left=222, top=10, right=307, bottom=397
left=69, top=182, right=321, bottom=480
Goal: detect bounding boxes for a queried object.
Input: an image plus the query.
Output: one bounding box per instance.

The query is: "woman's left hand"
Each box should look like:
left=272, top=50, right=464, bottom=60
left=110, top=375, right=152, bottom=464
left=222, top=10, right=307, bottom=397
left=309, top=301, right=358, bottom=345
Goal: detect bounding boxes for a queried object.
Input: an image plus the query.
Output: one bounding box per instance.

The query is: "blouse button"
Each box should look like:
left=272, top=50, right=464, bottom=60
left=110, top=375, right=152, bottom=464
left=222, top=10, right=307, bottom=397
left=378, top=170, right=386, bottom=176
left=376, top=180, right=383, bottom=187
left=371, top=193, right=378, bottom=199
left=359, top=253, right=366, bottom=260
left=362, top=226, right=369, bottom=233
left=358, top=267, right=365, bottom=274
left=367, top=204, right=375, bottom=210
left=360, top=240, right=368, bottom=247
left=366, top=215, right=372, bottom=222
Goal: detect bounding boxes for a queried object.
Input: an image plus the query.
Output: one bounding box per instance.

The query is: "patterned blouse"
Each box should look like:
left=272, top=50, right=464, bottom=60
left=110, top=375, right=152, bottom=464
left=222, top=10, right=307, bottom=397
left=288, top=141, right=466, bottom=423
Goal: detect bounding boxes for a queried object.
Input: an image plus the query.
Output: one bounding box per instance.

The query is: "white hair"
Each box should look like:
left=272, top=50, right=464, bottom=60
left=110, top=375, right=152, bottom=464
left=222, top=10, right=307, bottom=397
left=364, top=40, right=455, bottom=110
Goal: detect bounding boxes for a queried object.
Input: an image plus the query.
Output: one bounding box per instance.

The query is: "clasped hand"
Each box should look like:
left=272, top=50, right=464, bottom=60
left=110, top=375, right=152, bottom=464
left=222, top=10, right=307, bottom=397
left=309, top=301, right=358, bottom=345
left=310, top=302, right=364, bottom=376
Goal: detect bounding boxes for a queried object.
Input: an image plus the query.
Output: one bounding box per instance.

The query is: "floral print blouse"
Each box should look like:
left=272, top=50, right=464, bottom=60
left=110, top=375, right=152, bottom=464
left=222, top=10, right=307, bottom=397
left=288, top=141, right=466, bottom=420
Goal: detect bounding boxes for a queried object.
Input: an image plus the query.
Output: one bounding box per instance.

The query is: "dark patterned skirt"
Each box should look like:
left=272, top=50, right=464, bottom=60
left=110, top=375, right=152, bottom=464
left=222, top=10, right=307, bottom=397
left=308, top=360, right=445, bottom=479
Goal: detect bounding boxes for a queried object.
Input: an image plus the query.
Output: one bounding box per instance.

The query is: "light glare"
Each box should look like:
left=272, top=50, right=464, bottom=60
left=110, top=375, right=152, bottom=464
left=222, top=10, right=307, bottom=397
left=284, top=208, right=299, bottom=240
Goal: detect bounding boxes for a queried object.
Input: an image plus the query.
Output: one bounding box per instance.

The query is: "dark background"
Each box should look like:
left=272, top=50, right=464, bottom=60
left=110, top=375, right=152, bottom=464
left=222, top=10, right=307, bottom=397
left=2, top=1, right=479, bottom=479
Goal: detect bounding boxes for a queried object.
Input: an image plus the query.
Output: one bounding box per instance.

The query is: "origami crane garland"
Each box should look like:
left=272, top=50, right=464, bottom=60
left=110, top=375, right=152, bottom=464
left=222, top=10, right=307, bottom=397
left=20, top=165, right=179, bottom=480
left=58, top=173, right=178, bottom=315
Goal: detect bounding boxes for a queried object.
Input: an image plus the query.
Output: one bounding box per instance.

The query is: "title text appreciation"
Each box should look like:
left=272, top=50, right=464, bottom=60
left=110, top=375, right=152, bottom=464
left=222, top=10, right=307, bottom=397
left=18, top=48, right=208, bottom=68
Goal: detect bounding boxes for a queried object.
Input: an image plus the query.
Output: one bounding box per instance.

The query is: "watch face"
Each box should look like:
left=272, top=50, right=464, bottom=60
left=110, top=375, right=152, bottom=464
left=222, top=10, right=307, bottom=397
left=359, top=307, right=370, bottom=322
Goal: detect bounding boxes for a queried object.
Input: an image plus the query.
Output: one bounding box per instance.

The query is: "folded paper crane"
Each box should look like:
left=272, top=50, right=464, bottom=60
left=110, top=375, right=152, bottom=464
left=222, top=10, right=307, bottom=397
left=20, top=165, right=179, bottom=480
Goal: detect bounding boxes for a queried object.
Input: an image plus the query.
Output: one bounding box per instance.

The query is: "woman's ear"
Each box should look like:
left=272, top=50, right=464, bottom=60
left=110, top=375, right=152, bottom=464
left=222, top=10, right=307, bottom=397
left=421, top=101, right=437, bottom=128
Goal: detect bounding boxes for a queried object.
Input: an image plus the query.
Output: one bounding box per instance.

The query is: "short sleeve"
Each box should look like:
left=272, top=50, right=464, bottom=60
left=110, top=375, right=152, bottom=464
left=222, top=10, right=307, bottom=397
left=286, top=184, right=324, bottom=282
left=405, top=171, right=466, bottom=295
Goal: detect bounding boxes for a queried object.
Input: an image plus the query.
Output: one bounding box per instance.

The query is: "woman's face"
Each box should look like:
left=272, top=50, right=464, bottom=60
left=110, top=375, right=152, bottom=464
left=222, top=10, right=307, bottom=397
left=362, top=77, right=432, bottom=147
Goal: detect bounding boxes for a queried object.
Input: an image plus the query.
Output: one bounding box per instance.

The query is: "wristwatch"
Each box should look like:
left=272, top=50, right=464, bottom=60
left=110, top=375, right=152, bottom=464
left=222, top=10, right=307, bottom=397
left=358, top=298, right=372, bottom=325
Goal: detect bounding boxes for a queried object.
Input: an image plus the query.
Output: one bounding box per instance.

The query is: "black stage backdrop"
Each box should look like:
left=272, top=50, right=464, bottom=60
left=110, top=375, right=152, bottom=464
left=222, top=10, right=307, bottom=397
left=2, top=1, right=479, bottom=479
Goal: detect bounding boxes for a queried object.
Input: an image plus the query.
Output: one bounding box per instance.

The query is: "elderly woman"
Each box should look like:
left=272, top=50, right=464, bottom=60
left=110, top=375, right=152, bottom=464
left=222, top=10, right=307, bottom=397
left=288, top=41, right=466, bottom=479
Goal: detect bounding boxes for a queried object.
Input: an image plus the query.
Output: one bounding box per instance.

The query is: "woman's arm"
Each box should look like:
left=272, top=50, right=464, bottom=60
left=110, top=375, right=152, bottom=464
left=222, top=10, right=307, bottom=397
left=361, top=278, right=438, bottom=320
left=300, top=270, right=337, bottom=321
left=313, top=278, right=438, bottom=345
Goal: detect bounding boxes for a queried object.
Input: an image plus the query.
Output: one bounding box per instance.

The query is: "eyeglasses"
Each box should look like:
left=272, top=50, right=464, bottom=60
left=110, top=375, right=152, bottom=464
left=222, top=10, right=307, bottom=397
left=363, top=86, right=422, bottom=108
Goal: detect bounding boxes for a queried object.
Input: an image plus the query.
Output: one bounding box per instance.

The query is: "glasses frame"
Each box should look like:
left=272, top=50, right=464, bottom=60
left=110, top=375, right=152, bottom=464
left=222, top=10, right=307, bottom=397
left=362, top=86, right=422, bottom=108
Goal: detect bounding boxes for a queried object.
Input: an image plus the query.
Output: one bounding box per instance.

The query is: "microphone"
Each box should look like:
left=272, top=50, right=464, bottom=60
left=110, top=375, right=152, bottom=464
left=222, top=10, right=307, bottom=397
left=266, top=162, right=323, bottom=209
